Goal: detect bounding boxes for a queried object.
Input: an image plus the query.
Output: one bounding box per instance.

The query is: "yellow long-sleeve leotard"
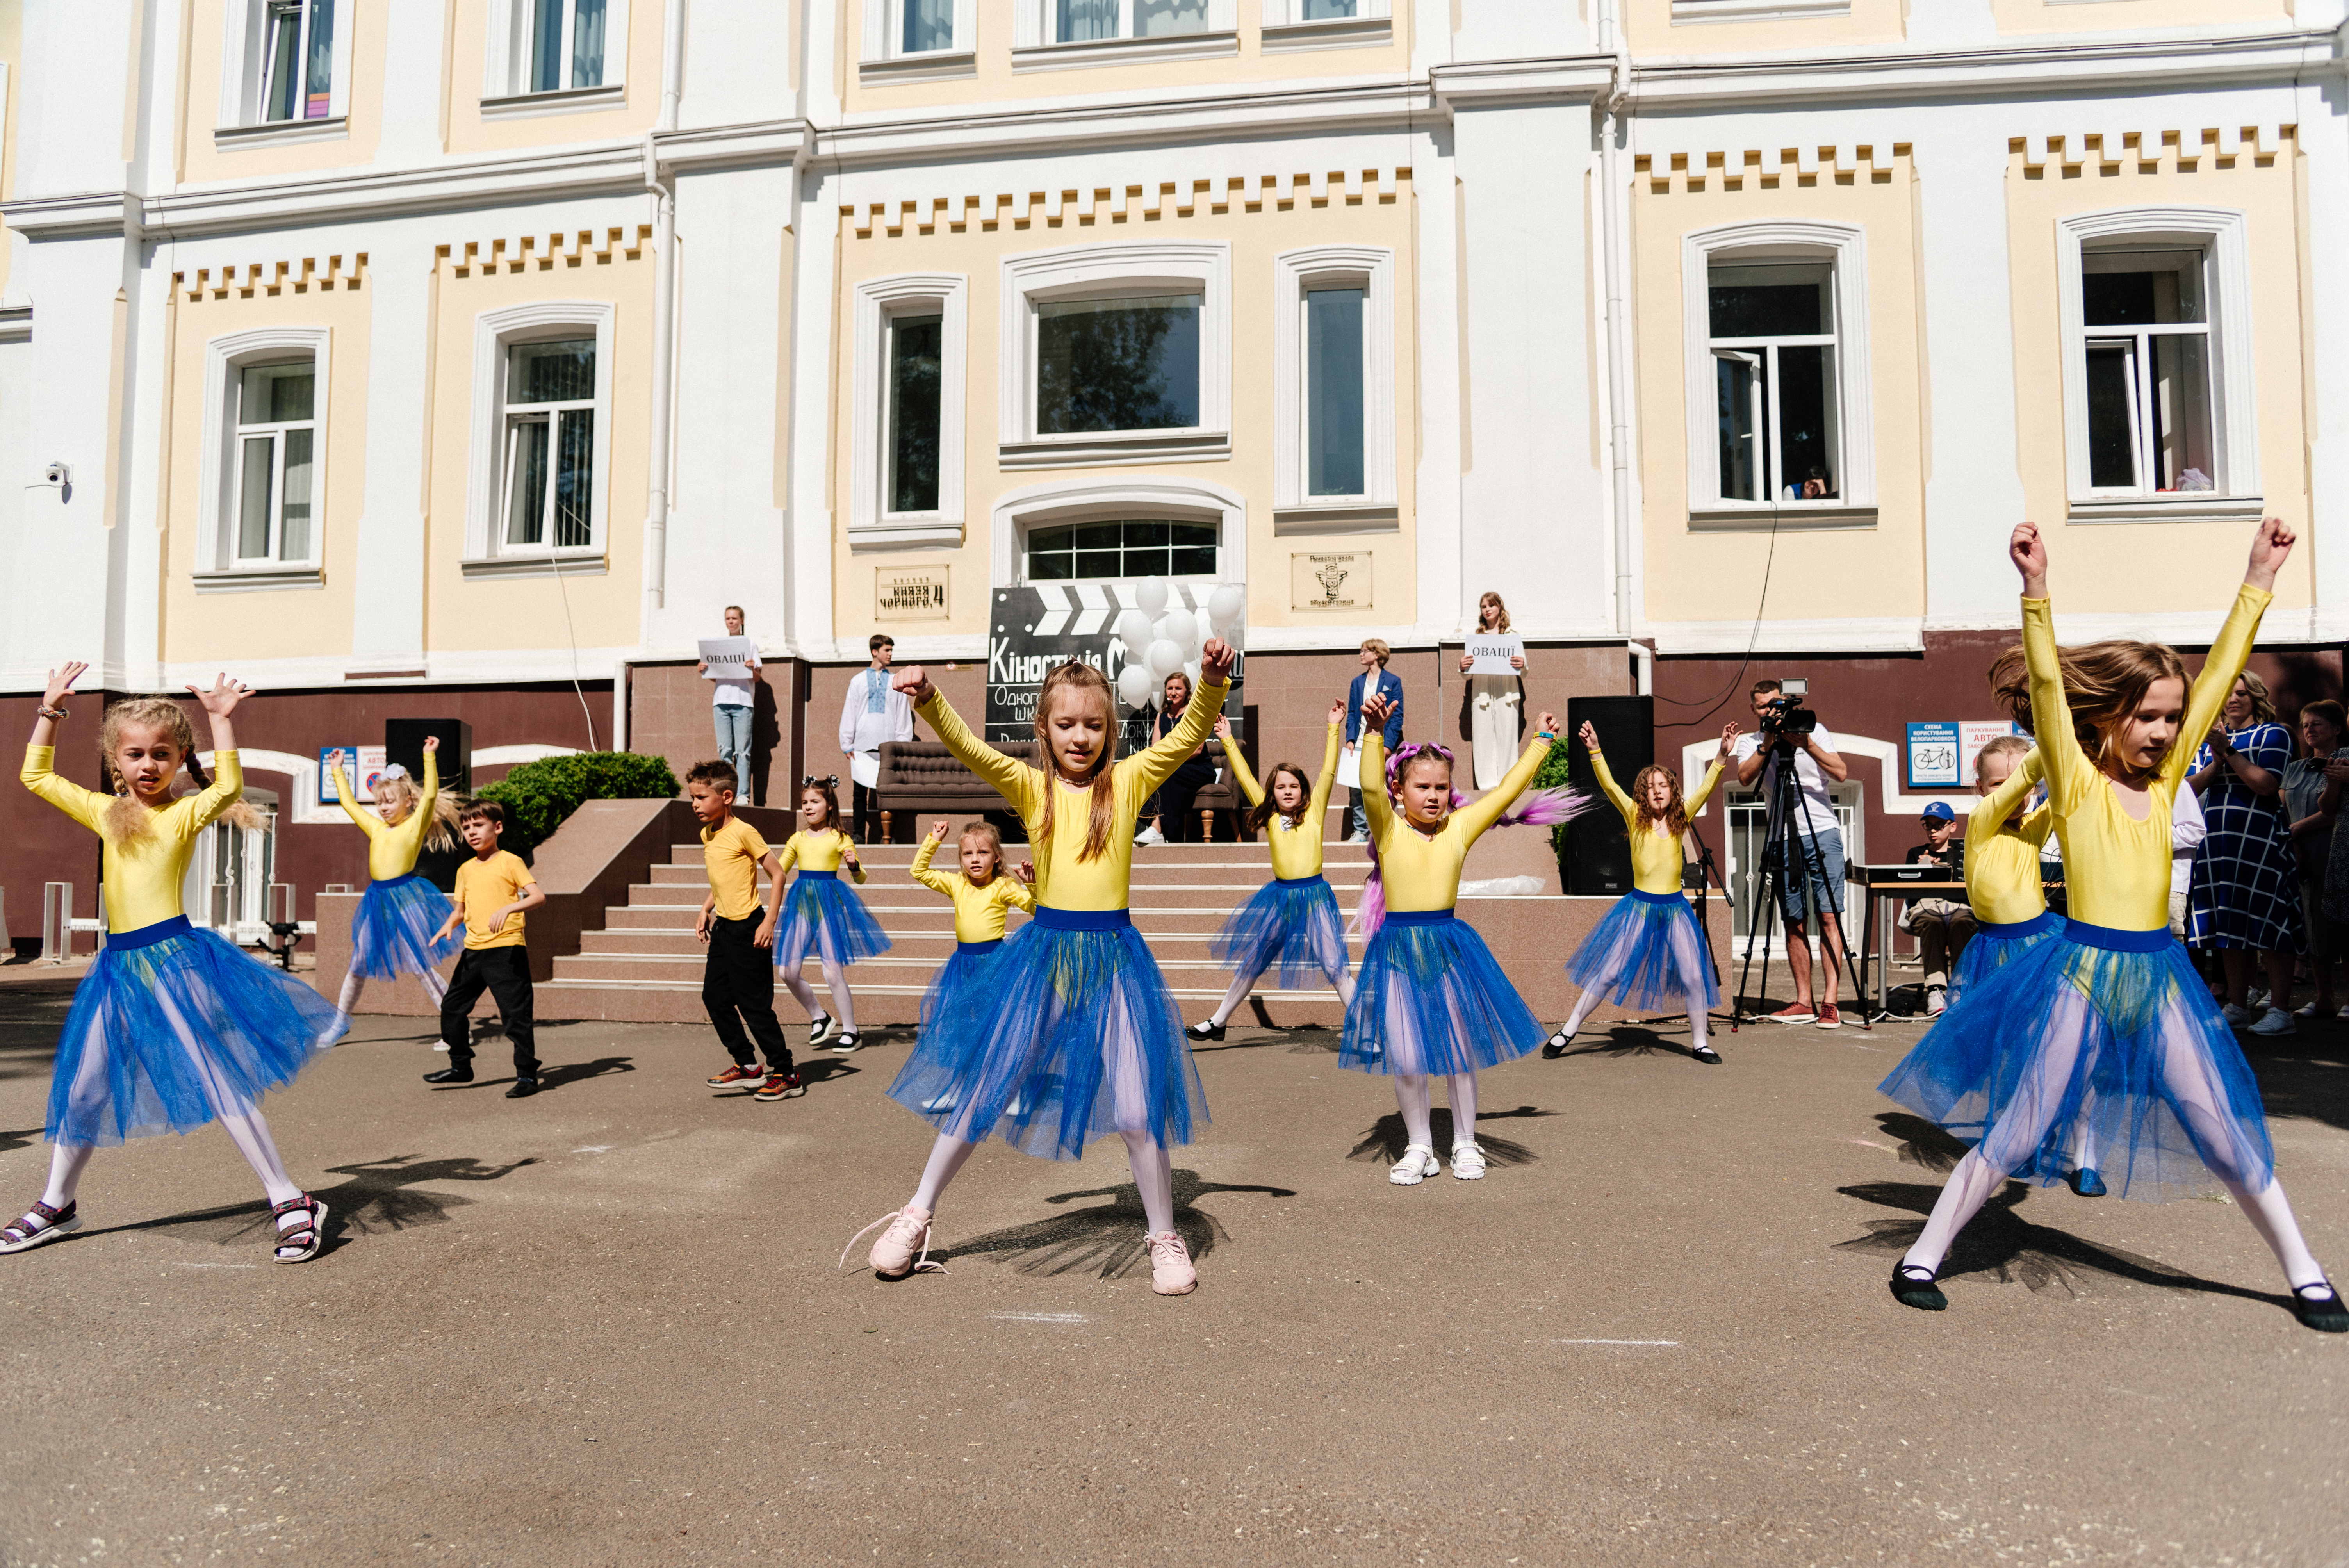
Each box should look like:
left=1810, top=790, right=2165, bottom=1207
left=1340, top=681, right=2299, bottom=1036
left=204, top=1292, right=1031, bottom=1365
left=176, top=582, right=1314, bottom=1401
left=1223, top=721, right=1343, bottom=881
left=330, top=750, right=440, bottom=882
left=2025, top=584, right=2269, bottom=932
left=1588, top=748, right=1721, bottom=897
left=779, top=827, right=866, bottom=883
left=1361, top=731, right=1549, bottom=912
left=910, top=834, right=1039, bottom=943
left=22, top=745, right=245, bottom=933
left=915, top=679, right=1228, bottom=911
left=1965, top=749, right=2055, bottom=926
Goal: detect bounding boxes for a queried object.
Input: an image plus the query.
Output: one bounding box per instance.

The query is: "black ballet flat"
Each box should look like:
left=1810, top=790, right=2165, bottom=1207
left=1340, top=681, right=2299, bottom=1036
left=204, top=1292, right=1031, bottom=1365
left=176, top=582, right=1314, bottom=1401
left=1186, top=1020, right=1226, bottom=1042
left=1890, top=1262, right=1947, bottom=1312
left=2292, top=1279, right=2349, bottom=1333
left=1540, top=1029, right=1572, bottom=1060
left=2067, top=1167, right=2108, bottom=1198
left=1691, top=1044, right=1723, bottom=1065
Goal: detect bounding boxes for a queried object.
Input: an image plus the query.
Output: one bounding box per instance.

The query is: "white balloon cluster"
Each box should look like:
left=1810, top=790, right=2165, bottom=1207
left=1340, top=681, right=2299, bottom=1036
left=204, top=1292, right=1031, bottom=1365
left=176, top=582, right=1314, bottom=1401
left=1112, top=581, right=1248, bottom=710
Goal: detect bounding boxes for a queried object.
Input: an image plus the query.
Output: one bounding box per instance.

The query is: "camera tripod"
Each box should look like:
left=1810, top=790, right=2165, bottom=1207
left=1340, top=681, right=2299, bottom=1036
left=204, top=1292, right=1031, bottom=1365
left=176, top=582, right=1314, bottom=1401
left=1730, top=734, right=1865, bottom=1030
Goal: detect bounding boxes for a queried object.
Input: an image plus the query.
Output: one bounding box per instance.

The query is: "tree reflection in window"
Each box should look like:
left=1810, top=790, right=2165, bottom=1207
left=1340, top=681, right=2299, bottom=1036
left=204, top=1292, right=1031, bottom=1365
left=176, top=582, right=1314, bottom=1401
left=1035, top=295, right=1201, bottom=434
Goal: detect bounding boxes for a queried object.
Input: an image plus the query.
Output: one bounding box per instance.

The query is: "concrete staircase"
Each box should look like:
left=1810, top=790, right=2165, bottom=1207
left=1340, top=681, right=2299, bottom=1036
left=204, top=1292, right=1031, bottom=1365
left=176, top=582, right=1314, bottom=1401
left=532, top=837, right=1379, bottom=1026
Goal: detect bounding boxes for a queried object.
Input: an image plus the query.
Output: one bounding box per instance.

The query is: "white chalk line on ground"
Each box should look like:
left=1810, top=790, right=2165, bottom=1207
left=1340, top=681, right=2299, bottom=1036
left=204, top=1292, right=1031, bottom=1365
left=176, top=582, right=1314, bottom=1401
left=1551, top=1338, right=1680, bottom=1347
left=990, top=1311, right=1089, bottom=1325
left=171, top=1261, right=258, bottom=1270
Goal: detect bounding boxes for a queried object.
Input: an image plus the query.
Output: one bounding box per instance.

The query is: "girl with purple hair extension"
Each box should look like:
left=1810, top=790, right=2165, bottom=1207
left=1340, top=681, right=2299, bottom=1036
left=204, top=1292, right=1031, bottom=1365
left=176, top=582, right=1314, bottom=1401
left=1344, top=694, right=1584, bottom=1185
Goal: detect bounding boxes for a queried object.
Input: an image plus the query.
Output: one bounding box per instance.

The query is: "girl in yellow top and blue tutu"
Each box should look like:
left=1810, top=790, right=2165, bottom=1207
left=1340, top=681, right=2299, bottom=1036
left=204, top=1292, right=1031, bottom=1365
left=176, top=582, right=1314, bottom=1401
left=1186, top=702, right=1352, bottom=1041
left=1345, top=691, right=1576, bottom=1187
left=772, top=775, right=890, bottom=1056
left=318, top=741, right=465, bottom=1047
left=897, top=816, right=1037, bottom=1056
left=1885, top=519, right=2342, bottom=1332
left=1545, top=720, right=1739, bottom=1064
left=849, top=643, right=1235, bottom=1297
left=4, top=665, right=337, bottom=1264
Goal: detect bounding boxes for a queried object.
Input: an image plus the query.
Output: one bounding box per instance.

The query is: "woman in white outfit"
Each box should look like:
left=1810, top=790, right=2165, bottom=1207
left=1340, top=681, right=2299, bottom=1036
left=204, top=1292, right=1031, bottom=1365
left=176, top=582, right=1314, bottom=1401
left=1458, top=592, right=1527, bottom=791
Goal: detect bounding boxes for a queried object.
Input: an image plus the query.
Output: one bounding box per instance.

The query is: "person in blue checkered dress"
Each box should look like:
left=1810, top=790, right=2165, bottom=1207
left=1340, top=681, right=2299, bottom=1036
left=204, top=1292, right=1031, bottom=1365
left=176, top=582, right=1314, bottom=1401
left=2185, top=668, right=2305, bottom=1034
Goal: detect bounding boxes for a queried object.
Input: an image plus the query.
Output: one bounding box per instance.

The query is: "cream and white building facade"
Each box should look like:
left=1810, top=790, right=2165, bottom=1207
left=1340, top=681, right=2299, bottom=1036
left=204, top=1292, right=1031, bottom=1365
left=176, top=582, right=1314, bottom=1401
left=0, top=0, right=2345, bottom=935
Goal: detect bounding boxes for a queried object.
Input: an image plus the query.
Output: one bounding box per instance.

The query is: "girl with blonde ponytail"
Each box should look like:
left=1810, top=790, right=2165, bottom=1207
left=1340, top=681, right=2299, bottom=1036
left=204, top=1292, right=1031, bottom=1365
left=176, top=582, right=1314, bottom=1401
left=318, top=740, right=466, bottom=1047
left=7, top=667, right=337, bottom=1265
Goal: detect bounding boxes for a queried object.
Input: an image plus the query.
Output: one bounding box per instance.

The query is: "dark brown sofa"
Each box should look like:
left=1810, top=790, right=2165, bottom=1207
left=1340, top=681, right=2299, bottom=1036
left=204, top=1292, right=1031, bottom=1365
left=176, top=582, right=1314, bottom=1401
left=875, top=738, right=1248, bottom=841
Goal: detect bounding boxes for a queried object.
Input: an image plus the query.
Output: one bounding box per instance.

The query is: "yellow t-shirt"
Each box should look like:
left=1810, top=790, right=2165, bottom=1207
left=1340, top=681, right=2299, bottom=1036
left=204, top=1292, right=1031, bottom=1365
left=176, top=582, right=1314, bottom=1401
left=1965, top=749, right=2055, bottom=926
left=2025, top=584, right=2269, bottom=931
left=915, top=679, right=1228, bottom=911
left=910, top=834, right=1039, bottom=942
left=779, top=827, right=864, bottom=883
left=1361, top=730, right=1549, bottom=912
left=330, top=749, right=440, bottom=882
left=454, top=850, right=536, bottom=949
left=1223, top=722, right=1342, bottom=881
left=701, top=816, right=772, bottom=921
left=1590, top=749, right=1721, bottom=896
left=21, top=745, right=245, bottom=933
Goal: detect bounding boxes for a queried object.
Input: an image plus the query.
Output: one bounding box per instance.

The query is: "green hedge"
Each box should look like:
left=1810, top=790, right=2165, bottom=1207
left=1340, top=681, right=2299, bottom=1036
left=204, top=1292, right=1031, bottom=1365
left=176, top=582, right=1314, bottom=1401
left=474, top=752, right=679, bottom=859
left=1529, top=734, right=1576, bottom=864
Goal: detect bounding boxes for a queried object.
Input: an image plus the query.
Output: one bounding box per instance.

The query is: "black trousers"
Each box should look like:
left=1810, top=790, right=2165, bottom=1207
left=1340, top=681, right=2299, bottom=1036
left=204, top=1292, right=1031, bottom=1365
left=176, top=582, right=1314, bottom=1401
left=1149, top=759, right=1217, bottom=843
left=704, top=913, right=793, bottom=1071
left=852, top=779, right=881, bottom=843
left=439, top=946, right=540, bottom=1078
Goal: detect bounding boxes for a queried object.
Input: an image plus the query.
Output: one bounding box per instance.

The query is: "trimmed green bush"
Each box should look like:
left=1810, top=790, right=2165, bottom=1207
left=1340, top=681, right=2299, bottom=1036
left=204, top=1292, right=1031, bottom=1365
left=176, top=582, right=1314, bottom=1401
left=1530, top=734, right=1576, bottom=863
left=474, top=751, right=679, bottom=859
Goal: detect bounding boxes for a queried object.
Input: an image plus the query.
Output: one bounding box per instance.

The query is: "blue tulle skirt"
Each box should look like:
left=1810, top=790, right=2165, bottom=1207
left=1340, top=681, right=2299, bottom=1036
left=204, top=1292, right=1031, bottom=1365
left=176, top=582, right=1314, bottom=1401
left=1341, top=910, right=1544, bottom=1076
left=348, top=873, right=462, bottom=980
left=1565, top=888, right=1718, bottom=1012
left=48, top=916, right=337, bottom=1147
left=1943, top=909, right=2061, bottom=1008
left=1211, top=875, right=1349, bottom=992
left=918, top=939, right=1003, bottom=1034
left=773, top=870, right=891, bottom=970
left=1877, top=919, right=2275, bottom=1202
left=884, top=907, right=1206, bottom=1161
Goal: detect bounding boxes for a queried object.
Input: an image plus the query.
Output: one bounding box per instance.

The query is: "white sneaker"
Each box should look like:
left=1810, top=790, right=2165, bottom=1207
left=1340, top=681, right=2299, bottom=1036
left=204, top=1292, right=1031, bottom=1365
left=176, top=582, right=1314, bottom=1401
left=1449, top=1142, right=1487, bottom=1180
left=2249, top=1006, right=2297, bottom=1037
left=1924, top=986, right=1946, bottom=1017
left=1388, top=1144, right=1439, bottom=1186
left=433, top=1039, right=451, bottom=1053
left=2220, top=1002, right=2252, bottom=1026
left=1134, top=825, right=1166, bottom=846
left=2296, top=1000, right=2336, bottom=1019
left=2248, top=989, right=2271, bottom=1012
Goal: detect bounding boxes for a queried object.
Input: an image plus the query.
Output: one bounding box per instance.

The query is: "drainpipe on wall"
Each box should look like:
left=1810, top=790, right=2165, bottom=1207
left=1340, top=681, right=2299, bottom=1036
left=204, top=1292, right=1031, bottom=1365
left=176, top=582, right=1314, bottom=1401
left=640, top=2, right=686, bottom=623
left=1596, top=0, right=1636, bottom=638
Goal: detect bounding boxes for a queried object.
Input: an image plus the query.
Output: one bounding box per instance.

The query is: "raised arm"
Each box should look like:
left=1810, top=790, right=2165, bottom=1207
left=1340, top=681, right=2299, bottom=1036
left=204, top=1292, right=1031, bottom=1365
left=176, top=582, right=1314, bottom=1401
left=909, top=822, right=956, bottom=896
left=1580, top=721, right=1635, bottom=825
left=1358, top=730, right=1394, bottom=847
left=1215, top=716, right=1264, bottom=807
left=1971, top=748, right=2045, bottom=832
left=1453, top=713, right=1559, bottom=845
left=1126, top=641, right=1237, bottom=798
left=328, top=754, right=381, bottom=837
left=21, top=663, right=107, bottom=832
left=2167, top=591, right=2276, bottom=792
left=1305, top=706, right=1344, bottom=825
left=999, top=871, right=1039, bottom=916
left=899, top=672, right=1042, bottom=820
left=185, top=674, right=251, bottom=829
left=1683, top=760, right=1728, bottom=818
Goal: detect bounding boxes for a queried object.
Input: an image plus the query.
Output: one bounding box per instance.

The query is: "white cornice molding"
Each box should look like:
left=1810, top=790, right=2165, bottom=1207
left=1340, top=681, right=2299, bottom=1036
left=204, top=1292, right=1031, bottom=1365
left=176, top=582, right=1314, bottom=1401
left=0, top=191, right=139, bottom=240
left=138, top=144, right=647, bottom=240
left=1429, top=54, right=1615, bottom=108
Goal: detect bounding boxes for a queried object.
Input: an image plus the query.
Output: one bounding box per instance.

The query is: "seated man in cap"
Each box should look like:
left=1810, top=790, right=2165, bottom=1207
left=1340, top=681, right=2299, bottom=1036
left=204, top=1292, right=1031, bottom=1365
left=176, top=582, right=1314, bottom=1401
left=1900, top=800, right=1975, bottom=1016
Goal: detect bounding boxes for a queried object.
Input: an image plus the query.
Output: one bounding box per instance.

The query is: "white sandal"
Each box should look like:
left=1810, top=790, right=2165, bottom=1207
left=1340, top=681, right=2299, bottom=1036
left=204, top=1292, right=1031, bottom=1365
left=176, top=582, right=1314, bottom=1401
left=1388, top=1145, right=1439, bottom=1186
left=1450, top=1143, right=1487, bottom=1180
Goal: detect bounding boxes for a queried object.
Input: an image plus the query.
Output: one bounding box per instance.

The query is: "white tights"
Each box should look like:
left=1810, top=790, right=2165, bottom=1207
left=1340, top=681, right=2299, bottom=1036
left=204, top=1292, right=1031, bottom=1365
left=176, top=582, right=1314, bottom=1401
left=336, top=968, right=448, bottom=1016
left=1558, top=908, right=1712, bottom=1051
left=904, top=1127, right=1178, bottom=1236
left=40, top=1107, right=303, bottom=1215
left=782, top=957, right=857, bottom=1033
left=1902, top=988, right=2326, bottom=1290
left=1208, top=955, right=1355, bottom=1027
left=1395, top=1070, right=1478, bottom=1152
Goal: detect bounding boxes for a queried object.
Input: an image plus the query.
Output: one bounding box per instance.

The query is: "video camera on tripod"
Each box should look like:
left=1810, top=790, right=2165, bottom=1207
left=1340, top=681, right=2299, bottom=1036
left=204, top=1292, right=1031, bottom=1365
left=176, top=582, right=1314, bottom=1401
left=1757, top=678, right=1820, bottom=742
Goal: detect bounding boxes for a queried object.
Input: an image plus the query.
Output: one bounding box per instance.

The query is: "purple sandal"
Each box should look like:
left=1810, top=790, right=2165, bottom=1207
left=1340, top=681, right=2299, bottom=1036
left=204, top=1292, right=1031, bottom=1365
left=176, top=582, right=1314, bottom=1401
left=1, top=1200, right=80, bottom=1254
left=270, top=1194, right=328, bottom=1265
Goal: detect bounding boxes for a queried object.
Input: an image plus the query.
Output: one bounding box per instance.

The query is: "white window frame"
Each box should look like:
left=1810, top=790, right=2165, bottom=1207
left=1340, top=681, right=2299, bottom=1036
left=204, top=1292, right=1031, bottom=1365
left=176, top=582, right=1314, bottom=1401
left=989, top=476, right=1246, bottom=590
left=481, top=0, right=631, bottom=118
left=851, top=273, right=968, bottom=550
left=1682, top=220, right=1875, bottom=527
left=2057, top=207, right=2260, bottom=525
left=229, top=363, right=321, bottom=571
left=861, top=0, right=979, bottom=81
left=1012, top=0, right=1240, bottom=68
left=1260, top=0, right=1392, bottom=51
left=1672, top=0, right=1848, bottom=21
left=1272, top=245, right=1396, bottom=528
left=999, top=241, right=1231, bottom=470
left=195, top=327, right=331, bottom=592
left=215, top=0, right=353, bottom=147
left=465, top=301, right=615, bottom=576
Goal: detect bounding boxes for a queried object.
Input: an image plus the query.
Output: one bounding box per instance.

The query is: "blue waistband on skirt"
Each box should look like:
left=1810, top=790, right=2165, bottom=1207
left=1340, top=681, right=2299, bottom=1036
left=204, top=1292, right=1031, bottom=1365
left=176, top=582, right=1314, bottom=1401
left=373, top=871, right=426, bottom=892
left=2063, top=918, right=2173, bottom=952
left=957, top=939, right=1002, bottom=956
left=106, top=916, right=194, bottom=951
left=797, top=868, right=838, bottom=881
left=1626, top=888, right=1684, bottom=906
left=1978, top=910, right=2061, bottom=940
left=1275, top=874, right=1324, bottom=887
left=1381, top=909, right=1455, bottom=927
left=1033, top=906, right=1132, bottom=931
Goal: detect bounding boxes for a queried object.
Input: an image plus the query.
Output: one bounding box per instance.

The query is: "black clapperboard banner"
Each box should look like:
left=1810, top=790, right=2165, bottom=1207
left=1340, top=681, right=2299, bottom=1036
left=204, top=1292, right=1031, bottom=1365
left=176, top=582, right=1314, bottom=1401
left=988, top=584, right=1244, bottom=748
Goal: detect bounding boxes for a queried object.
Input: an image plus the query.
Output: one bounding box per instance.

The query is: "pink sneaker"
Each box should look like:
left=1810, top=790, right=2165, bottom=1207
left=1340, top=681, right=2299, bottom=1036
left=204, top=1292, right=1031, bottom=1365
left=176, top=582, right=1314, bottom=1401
left=847, top=1206, right=939, bottom=1280
left=1146, top=1230, right=1197, bottom=1296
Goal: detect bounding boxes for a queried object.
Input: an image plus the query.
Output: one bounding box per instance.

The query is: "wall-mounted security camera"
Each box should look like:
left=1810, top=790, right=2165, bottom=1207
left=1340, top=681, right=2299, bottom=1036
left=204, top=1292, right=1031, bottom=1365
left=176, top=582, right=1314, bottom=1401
left=42, top=462, right=70, bottom=487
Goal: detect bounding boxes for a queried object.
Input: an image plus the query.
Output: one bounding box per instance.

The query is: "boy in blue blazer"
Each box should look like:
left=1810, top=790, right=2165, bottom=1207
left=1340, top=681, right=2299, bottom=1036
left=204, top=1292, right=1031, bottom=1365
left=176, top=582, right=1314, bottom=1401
left=1344, top=639, right=1406, bottom=841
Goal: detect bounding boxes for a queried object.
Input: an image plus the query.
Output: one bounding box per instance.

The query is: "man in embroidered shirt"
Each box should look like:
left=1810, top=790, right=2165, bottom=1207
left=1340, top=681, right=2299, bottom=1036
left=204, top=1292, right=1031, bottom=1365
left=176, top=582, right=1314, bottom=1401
left=839, top=634, right=915, bottom=843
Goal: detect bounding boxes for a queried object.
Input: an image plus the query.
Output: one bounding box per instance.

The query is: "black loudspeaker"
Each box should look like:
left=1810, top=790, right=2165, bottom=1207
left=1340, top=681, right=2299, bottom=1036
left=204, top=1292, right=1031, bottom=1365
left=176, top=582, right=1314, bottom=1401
left=1563, top=695, right=1654, bottom=897
left=387, top=719, right=473, bottom=891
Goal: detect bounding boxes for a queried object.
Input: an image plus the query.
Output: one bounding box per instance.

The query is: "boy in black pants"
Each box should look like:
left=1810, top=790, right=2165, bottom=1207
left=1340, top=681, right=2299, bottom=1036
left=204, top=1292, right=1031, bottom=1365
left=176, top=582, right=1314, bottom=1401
left=688, top=760, right=802, bottom=1101
left=426, top=801, right=548, bottom=1097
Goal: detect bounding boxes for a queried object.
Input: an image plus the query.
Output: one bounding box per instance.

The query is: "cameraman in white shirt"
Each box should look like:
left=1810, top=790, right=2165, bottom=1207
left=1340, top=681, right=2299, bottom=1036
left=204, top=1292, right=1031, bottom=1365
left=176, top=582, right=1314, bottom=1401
left=1732, top=678, right=1853, bottom=1028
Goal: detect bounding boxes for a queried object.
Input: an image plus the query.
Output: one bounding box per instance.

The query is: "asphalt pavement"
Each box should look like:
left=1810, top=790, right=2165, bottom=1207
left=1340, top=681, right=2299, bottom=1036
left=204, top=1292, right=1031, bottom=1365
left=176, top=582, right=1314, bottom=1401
left=2, top=972, right=2345, bottom=1566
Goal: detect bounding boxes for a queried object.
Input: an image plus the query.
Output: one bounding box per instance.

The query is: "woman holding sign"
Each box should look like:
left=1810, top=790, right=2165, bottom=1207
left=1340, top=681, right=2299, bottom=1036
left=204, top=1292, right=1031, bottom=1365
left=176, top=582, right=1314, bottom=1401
left=1458, top=593, right=1527, bottom=790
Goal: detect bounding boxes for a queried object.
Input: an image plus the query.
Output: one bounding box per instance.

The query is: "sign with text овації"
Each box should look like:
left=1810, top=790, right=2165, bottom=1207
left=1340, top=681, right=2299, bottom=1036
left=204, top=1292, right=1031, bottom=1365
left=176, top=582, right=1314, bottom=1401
left=1465, top=633, right=1524, bottom=677
left=697, top=637, right=756, bottom=684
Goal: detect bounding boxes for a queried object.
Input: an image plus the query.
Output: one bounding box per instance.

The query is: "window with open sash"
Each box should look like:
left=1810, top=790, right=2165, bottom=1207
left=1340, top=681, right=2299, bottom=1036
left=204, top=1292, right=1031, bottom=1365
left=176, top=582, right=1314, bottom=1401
left=232, top=363, right=317, bottom=565
left=502, top=339, right=597, bottom=552
left=260, top=0, right=337, bottom=121
left=2081, top=248, right=2216, bottom=496
left=1709, top=262, right=1840, bottom=505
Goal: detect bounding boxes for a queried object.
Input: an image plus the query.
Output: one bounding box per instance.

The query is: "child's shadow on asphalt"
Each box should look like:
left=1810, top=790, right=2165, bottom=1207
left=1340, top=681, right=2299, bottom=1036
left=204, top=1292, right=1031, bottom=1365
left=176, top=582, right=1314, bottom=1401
left=86, top=1153, right=539, bottom=1257
left=1346, top=1104, right=1556, bottom=1167
left=940, top=1169, right=1296, bottom=1281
